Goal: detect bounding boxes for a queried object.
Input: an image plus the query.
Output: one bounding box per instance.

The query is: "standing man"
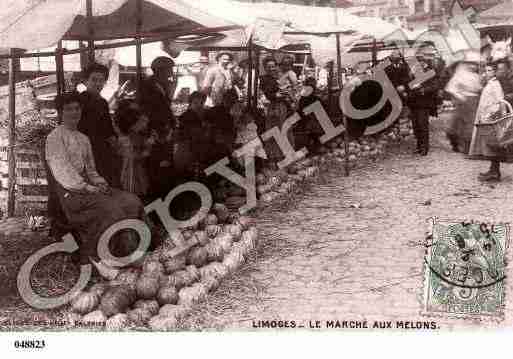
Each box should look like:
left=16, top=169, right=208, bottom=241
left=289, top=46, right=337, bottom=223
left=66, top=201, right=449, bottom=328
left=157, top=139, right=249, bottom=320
left=407, top=52, right=440, bottom=156
left=138, top=56, right=177, bottom=196
left=78, top=62, right=119, bottom=188
left=202, top=52, right=240, bottom=106
left=385, top=50, right=411, bottom=96
left=139, top=56, right=177, bottom=134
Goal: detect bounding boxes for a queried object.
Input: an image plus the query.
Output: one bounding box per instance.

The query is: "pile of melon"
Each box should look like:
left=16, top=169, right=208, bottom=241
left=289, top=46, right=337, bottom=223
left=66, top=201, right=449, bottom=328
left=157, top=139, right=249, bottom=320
left=67, top=205, right=258, bottom=331
left=213, top=158, right=320, bottom=209
left=255, top=160, right=320, bottom=205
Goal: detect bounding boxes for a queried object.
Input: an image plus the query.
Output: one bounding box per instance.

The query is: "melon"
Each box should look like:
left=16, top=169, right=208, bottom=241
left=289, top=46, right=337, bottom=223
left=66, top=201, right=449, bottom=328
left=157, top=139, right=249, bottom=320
left=166, top=270, right=196, bottom=290
left=198, top=262, right=229, bottom=280
left=185, top=265, right=201, bottom=282
left=257, top=184, right=272, bottom=195
left=287, top=164, right=298, bottom=174
left=133, top=300, right=160, bottom=316
left=142, top=260, right=164, bottom=277
left=212, top=233, right=233, bottom=254
left=111, top=268, right=141, bottom=291
left=71, top=292, right=100, bottom=315
left=227, top=186, right=246, bottom=197
left=205, top=214, right=218, bottom=225
left=223, top=224, right=242, bottom=242
left=212, top=203, right=230, bottom=223
left=205, top=224, right=222, bottom=238
left=186, top=246, right=208, bottom=267
left=162, top=254, right=187, bottom=274
left=200, top=276, right=220, bottom=292
left=222, top=250, right=245, bottom=273
left=157, top=286, right=179, bottom=306
left=177, top=283, right=208, bottom=306
left=231, top=242, right=248, bottom=259
left=181, top=229, right=195, bottom=241
left=194, top=230, right=209, bottom=246
left=227, top=212, right=240, bottom=224
left=205, top=242, right=224, bottom=262
left=100, top=285, right=136, bottom=317
left=135, top=276, right=160, bottom=300
left=89, top=283, right=107, bottom=297
left=159, top=304, right=189, bottom=321
left=277, top=186, right=289, bottom=195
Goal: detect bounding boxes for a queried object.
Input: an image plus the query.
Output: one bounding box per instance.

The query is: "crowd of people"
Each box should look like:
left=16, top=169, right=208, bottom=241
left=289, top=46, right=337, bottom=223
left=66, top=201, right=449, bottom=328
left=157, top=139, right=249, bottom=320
left=43, top=45, right=513, bottom=276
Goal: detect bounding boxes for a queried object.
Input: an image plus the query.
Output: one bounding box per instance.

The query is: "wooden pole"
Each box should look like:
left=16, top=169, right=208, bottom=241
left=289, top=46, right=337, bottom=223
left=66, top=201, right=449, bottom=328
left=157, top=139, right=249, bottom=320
left=254, top=48, right=260, bottom=109
left=86, top=0, right=95, bottom=65
left=333, top=2, right=350, bottom=177
left=79, top=41, right=87, bottom=71
left=135, top=0, right=143, bottom=92
left=327, top=60, right=334, bottom=112
left=7, top=49, right=17, bottom=217
left=247, top=40, right=253, bottom=108
left=55, top=40, right=65, bottom=95
left=371, top=38, right=378, bottom=67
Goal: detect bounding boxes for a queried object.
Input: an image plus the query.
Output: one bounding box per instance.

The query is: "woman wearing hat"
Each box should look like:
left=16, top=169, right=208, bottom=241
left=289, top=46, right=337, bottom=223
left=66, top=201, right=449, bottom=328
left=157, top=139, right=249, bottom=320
left=469, top=61, right=508, bottom=181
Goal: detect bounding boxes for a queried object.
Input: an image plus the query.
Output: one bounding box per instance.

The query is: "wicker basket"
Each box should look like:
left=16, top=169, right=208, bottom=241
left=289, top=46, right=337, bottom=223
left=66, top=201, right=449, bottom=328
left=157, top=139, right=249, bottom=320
left=475, top=99, right=513, bottom=149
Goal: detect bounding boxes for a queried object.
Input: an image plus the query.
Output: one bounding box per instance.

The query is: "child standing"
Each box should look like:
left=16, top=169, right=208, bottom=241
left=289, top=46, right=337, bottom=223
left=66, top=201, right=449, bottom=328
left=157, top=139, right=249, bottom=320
left=114, top=100, right=154, bottom=197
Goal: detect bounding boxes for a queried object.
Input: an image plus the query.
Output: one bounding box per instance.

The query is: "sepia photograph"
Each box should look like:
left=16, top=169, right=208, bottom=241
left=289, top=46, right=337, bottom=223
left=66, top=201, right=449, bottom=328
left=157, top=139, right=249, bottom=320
left=0, top=0, right=513, bottom=355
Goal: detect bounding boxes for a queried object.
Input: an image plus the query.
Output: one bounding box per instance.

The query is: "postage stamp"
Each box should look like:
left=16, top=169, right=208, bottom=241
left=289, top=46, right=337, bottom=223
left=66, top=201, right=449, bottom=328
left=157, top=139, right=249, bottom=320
left=422, top=218, right=510, bottom=319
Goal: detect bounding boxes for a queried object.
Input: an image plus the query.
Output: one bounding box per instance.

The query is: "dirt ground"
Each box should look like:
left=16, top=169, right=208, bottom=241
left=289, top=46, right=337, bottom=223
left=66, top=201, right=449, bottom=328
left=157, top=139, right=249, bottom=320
left=179, top=121, right=513, bottom=331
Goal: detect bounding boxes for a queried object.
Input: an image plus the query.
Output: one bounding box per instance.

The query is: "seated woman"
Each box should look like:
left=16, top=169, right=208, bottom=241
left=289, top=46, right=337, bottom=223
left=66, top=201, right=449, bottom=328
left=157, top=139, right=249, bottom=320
left=45, top=91, right=146, bottom=278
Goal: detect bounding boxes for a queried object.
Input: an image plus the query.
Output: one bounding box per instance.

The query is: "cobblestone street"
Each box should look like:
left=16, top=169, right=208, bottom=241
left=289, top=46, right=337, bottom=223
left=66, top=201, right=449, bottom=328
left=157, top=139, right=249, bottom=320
left=182, top=128, right=513, bottom=331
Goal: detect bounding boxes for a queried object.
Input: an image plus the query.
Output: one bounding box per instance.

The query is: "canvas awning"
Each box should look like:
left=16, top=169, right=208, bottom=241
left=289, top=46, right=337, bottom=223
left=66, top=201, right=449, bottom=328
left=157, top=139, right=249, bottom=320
left=188, top=0, right=401, bottom=37
left=0, top=0, right=239, bottom=51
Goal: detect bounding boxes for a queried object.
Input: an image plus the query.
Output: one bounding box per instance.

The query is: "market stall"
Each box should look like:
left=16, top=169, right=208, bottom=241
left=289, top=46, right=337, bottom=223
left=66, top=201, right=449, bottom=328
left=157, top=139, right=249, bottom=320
left=0, top=0, right=240, bottom=216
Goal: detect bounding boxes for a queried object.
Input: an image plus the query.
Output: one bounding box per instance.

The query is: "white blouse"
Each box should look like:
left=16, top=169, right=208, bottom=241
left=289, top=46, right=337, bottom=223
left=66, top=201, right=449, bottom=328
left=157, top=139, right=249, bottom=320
left=45, top=125, right=107, bottom=191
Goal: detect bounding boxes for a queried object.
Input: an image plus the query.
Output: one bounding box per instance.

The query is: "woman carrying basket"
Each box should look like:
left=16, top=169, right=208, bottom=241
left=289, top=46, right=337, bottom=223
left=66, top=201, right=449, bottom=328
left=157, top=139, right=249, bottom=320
left=469, top=62, right=510, bottom=182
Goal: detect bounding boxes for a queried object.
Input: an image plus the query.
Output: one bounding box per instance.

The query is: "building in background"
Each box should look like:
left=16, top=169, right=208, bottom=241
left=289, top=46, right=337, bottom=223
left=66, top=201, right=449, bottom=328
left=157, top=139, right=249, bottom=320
left=407, top=0, right=502, bottom=29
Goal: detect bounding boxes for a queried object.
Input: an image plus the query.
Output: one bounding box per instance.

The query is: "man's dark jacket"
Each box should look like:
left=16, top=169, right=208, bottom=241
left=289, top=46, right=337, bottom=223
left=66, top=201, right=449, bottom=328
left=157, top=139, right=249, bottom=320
left=78, top=91, right=119, bottom=188
left=138, top=75, right=176, bottom=134
left=407, top=63, right=440, bottom=111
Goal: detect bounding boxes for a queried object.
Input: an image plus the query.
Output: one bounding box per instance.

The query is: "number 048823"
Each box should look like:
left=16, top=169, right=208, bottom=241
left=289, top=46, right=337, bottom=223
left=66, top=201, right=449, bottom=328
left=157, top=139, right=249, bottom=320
left=14, top=340, right=46, bottom=349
